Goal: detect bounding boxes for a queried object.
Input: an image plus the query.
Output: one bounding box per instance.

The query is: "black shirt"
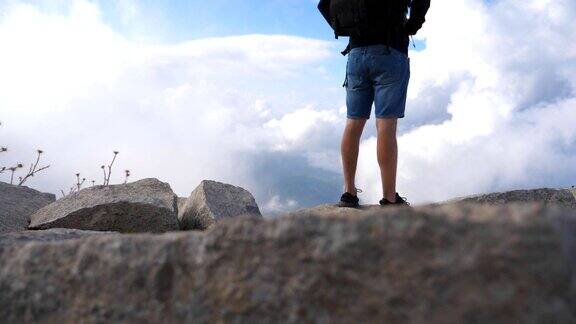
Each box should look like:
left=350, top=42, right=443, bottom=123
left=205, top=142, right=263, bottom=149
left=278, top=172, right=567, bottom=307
left=349, top=32, right=411, bottom=55
left=348, top=0, right=431, bottom=55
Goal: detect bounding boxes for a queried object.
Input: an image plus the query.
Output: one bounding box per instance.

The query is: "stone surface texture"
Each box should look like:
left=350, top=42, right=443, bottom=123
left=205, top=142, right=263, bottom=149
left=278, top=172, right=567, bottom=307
left=287, top=203, right=385, bottom=218
left=0, top=182, right=55, bottom=234
left=177, top=197, right=187, bottom=219
left=29, top=178, right=178, bottom=233
left=1, top=202, right=575, bottom=323
left=452, top=188, right=576, bottom=209
left=0, top=228, right=117, bottom=247
left=179, top=180, right=262, bottom=230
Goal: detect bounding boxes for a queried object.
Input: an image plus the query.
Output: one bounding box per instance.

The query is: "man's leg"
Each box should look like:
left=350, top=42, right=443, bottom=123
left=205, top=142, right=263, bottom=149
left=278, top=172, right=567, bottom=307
left=341, top=118, right=367, bottom=195
left=376, top=118, right=398, bottom=202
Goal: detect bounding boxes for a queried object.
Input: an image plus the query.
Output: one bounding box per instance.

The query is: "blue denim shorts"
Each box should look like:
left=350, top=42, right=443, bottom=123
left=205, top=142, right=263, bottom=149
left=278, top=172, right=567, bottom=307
left=344, top=45, right=410, bottom=119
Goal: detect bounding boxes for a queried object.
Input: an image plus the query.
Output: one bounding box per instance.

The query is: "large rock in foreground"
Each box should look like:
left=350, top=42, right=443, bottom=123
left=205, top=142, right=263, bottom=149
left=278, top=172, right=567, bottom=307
left=0, top=182, right=55, bottom=234
left=1, top=202, right=575, bottom=323
left=453, top=188, right=576, bottom=209
left=179, top=180, right=262, bottom=230
left=0, top=228, right=116, bottom=247
left=29, top=178, right=179, bottom=233
left=287, top=203, right=386, bottom=218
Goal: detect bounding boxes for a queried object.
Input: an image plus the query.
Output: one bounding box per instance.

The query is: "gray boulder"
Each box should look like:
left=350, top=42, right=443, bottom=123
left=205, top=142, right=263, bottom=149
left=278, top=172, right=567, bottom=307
left=0, top=182, right=55, bottom=234
left=452, top=188, right=576, bottom=209
left=1, top=202, right=575, bottom=323
left=179, top=180, right=262, bottom=230
left=29, top=178, right=179, bottom=233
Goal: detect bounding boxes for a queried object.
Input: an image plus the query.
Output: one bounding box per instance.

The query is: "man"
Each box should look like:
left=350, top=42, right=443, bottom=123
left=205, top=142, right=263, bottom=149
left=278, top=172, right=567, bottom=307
left=319, top=0, right=430, bottom=208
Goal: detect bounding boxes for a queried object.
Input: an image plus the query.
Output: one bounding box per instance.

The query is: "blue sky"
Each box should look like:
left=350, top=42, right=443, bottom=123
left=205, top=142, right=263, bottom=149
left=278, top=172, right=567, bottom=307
left=101, top=0, right=336, bottom=41
left=1, top=0, right=575, bottom=214
left=5, top=0, right=332, bottom=36
left=99, top=0, right=427, bottom=49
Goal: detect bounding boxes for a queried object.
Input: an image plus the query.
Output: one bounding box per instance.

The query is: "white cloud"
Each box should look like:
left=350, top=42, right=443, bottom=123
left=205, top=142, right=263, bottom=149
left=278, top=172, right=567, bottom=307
left=264, top=107, right=342, bottom=149
left=262, top=195, right=299, bottom=215
left=0, top=0, right=127, bottom=114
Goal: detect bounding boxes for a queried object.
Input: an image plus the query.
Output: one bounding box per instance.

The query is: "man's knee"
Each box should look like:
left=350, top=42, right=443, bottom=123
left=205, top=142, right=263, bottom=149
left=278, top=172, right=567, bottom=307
left=376, top=122, right=397, bottom=145
left=346, top=118, right=367, bottom=132
left=342, top=121, right=366, bottom=145
left=376, top=118, right=397, bottom=133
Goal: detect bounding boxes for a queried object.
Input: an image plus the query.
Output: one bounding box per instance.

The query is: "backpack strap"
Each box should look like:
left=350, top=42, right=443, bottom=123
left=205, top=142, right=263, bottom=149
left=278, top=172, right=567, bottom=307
left=341, top=44, right=351, bottom=56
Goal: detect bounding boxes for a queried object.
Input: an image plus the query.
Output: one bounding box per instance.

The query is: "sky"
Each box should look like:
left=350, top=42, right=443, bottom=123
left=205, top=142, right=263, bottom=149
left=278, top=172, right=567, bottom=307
left=0, top=0, right=575, bottom=216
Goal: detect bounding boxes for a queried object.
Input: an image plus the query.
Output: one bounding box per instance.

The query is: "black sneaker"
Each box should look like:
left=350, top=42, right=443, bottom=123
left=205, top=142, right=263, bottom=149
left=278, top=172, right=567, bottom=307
left=339, top=188, right=362, bottom=208
left=379, top=193, right=410, bottom=206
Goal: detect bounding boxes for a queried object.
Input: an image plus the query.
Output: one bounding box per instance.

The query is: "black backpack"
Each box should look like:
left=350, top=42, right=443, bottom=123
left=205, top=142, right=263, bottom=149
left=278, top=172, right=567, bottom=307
left=318, top=0, right=408, bottom=39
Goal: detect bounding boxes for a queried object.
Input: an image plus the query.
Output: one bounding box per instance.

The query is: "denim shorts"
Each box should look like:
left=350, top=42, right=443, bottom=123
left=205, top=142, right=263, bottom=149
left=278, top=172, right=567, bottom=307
left=344, top=45, right=410, bottom=119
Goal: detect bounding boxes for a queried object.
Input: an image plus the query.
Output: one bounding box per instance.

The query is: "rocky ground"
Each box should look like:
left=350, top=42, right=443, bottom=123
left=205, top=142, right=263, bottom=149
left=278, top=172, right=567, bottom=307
left=1, top=180, right=575, bottom=323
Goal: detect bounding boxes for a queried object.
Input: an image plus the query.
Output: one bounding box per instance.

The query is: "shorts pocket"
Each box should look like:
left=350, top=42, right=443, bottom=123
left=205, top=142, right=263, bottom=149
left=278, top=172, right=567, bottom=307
left=343, top=57, right=350, bottom=87
left=345, top=54, right=369, bottom=90
left=372, top=54, right=402, bottom=86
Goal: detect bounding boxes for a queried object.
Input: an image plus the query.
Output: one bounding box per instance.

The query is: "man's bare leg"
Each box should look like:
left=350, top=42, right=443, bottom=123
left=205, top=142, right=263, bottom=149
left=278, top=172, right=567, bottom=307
left=376, top=118, right=398, bottom=202
left=341, top=118, right=367, bottom=195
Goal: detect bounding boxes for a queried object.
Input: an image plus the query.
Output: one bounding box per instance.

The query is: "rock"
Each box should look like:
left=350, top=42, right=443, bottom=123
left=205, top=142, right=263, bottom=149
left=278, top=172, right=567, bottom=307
left=29, top=178, right=179, bottom=233
left=179, top=180, right=262, bottom=230
left=287, top=203, right=387, bottom=218
left=0, top=182, right=55, bottom=234
left=1, top=202, right=575, bottom=323
left=0, top=228, right=116, bottom=247
left=177, top=197, right=188, bottom=219
left=451, top=188, right=576, bottom=209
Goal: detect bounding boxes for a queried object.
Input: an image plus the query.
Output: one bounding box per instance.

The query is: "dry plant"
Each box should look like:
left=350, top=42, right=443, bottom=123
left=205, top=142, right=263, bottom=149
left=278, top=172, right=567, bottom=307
left=17, top=150, right=50, bottom=185
left=60, top=173, right=87, bottom=197
left=2, top=123, right=133, bottom=197
left=124, top=169, right=131, bottom=184
left=102, top=151, right=119, bottom=186
left=75, top=173, right=86, bottom=191
left=60, top=151, right=130, bottom=198
left=0, top=122, right=50, bottom=186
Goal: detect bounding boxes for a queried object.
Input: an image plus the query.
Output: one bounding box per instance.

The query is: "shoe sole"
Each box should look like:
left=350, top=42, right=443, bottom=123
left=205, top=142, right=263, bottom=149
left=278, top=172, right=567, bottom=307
left=338, top=201, right=360, bottom=208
